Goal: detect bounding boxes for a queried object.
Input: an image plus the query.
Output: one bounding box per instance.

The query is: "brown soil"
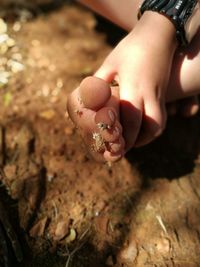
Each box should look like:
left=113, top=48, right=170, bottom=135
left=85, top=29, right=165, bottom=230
left=1, top=3, right=200, bottom=267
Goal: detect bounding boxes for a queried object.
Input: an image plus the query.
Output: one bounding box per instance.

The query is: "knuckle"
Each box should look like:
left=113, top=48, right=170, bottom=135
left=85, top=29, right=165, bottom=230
left=155, top=118, right=166, bottom=137
left=148, top=106, right=166, bottom=137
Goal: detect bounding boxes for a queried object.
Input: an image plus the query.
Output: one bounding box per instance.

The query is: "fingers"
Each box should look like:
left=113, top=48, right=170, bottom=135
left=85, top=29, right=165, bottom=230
left=67, top=87, right=96, bottom=130
left=118, top=69, right=167, bottom=150
left=79, top=76, right=111, bottom=110
left=135, top=100, right=167, bottom=147
left=118, top=76, right=143, bottom=151
left=67, top=76, right=125, bottom=162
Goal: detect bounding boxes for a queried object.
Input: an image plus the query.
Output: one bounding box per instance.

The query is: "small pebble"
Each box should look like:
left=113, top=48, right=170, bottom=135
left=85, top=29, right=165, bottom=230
left=0, top=34, right=9, bottom=44
left=39, top=109, right=55, bottom=120
left=29, top=217, right=48, bottom=237
left=31, top=39, right=40, bottom=47
left=66, top=228, right=77, bottom=243
left=0, top=71, right=10, bottom=86
left=0, top=18, right=7, bottom=34
left=7, top=59, right=25, bottom=73
left=6, top=38, right=16, bottom=48
left=54, top=221, right=69, bottom=241
left=13, top=22, right=21, bottom=32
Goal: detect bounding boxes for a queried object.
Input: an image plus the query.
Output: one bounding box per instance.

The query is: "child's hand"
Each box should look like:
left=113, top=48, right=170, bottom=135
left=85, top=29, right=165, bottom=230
left=67, top=8, right=200, bottom=162
left=95, top=11, right=178, bottom=151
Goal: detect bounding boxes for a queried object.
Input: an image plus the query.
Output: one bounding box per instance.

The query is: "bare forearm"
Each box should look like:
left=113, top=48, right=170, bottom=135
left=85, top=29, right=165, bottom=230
left=78, top=0, right=200, bottom=44
left=77, top=0, right=142, bottom=31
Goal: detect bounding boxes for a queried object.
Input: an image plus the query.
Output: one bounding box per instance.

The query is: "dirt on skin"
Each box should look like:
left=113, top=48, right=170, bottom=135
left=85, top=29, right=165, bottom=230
left=0, top=3, right=200, bottom=267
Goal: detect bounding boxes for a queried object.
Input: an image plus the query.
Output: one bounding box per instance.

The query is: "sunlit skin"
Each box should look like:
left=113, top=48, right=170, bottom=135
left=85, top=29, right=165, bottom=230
left=67, top=0, right=200, bottom=162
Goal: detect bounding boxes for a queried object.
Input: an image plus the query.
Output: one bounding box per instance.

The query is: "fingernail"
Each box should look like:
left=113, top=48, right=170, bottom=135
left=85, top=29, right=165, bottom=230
left=108, top=110, right=115, bottom=123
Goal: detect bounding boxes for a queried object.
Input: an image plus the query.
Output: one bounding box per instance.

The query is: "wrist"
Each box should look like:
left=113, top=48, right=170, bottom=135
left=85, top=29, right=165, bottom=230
left=136, top=11, right=178, bottom=50
left=138, top=0, right=198, bottom=46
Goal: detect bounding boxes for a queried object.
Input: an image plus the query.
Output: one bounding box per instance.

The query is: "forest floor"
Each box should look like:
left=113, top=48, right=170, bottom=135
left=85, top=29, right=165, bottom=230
left=0, top=3, right=200, bottom=267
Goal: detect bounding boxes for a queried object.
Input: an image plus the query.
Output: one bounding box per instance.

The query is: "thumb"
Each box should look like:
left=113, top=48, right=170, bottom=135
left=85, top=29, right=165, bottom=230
left=119, top=75, right=143, bottom=151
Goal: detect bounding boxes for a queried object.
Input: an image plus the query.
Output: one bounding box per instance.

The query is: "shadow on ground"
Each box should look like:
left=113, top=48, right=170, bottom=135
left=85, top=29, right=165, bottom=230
left=126, top=114, right=200, bottom=180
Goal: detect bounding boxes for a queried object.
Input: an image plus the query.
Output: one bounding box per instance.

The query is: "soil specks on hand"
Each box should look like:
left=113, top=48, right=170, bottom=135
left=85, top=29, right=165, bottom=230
left=97, top=122, right=111, bottom=131
left=92, top=132, right=105, bottom=152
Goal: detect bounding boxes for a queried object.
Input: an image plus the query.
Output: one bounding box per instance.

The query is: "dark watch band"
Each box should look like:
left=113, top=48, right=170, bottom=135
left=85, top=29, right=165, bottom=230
left=138, top=0, right=198, bottom=46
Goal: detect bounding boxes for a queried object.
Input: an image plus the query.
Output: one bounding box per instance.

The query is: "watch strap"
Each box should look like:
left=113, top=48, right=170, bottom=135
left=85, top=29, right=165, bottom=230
left=138, top=0, right=198, bottom=46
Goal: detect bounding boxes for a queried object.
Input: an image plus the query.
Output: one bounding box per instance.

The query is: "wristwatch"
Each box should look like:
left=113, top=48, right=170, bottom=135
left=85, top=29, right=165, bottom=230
left=138, top=0, right=200, bottom=46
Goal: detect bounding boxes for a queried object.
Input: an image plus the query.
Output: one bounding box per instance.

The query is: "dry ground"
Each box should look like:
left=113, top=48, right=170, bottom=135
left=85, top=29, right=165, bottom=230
left=0, top=3, right=200, bottom=267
